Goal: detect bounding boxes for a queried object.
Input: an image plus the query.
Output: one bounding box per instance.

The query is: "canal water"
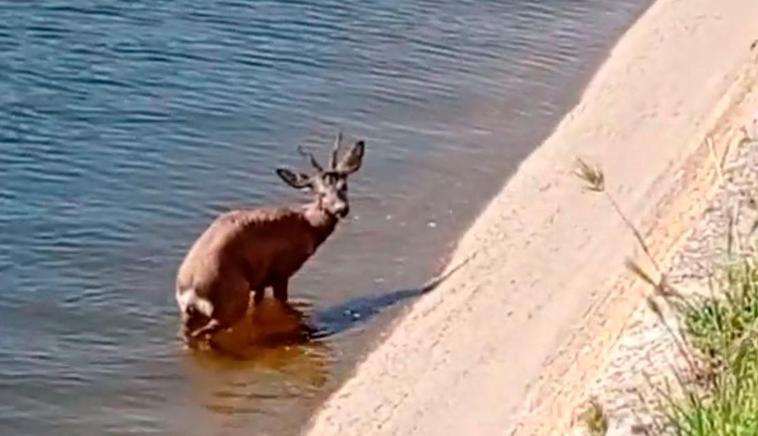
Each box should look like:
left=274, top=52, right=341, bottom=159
left=0, top=1, right=651, bottom=434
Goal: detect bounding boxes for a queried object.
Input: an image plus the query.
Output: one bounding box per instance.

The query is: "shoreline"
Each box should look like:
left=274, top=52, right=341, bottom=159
left=304, top=0, right=758, bottom=435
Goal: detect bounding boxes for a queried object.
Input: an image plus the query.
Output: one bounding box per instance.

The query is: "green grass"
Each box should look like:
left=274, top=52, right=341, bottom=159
left=683, top=259, right=758, bottom=361
left=665, top=257, right=758, bottom=436
left=663, top=340, right=758, bottom=436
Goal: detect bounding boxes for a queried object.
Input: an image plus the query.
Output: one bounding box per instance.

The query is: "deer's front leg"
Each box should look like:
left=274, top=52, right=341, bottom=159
left=273, top=278, right=289, bottom=302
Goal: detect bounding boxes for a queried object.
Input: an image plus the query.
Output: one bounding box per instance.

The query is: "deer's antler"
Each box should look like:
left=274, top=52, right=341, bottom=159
left=329, top=131, right=342, bottom=170
left=297, top=145, right=323, bottom=172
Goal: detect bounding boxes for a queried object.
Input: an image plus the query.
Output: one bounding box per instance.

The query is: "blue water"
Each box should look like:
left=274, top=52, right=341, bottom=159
left=0, top=1, right=650, bottom=434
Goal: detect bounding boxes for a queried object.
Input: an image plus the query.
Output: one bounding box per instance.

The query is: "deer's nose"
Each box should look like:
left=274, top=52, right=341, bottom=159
left=335, top=204, right=350, bottom=218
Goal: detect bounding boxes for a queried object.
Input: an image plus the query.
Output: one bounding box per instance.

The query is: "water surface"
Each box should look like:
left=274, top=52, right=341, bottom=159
left=0, top=1, right=650, bottom=434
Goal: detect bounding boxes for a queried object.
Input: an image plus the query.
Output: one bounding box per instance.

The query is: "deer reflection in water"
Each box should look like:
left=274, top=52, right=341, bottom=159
left=180, top=299, right=331, bottom=424
left=186, top=298, right=315, bottom=357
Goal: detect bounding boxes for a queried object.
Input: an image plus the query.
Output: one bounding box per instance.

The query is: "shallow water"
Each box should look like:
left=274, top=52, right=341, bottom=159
left=0, top=0, right=650, bottom=434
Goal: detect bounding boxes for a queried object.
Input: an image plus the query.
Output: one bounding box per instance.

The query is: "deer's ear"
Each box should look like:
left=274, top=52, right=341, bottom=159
left=276, top=168, right=311, bottom=189
left=335, top=140, right=365, bottom=175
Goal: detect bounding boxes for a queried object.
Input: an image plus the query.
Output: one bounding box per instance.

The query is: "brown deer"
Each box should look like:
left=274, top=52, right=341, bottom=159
left=175, top=132, right=365, bottom=346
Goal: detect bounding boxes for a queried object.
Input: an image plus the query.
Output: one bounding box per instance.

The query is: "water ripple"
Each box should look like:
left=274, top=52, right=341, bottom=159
left=0, top=0, right=651, bottom=435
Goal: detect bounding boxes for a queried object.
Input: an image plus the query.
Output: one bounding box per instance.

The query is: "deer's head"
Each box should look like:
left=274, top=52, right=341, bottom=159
left=277, top=132, right=365, bottom=219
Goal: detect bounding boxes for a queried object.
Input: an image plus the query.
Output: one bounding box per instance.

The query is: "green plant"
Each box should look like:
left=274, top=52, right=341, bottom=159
left=683, top=259, right=758, bottom=362
left=664, top=339, right=758, bottom=436
left=580, top=398, right=609, bottom=436
left=574, top=158, right=661, bottom=274
left=574, top=154, right=758, bottom=436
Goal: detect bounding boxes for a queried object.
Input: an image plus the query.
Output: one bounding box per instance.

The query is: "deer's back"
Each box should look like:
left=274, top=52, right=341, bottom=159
left=177, top=208, right=319, bottom=292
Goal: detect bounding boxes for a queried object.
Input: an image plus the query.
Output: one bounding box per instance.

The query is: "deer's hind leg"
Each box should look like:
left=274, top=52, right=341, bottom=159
left=197, top=270, right=251, bottom=338
left=190, top=318, right=222, bottom=339
left=253, top=288, right=265, bottom=304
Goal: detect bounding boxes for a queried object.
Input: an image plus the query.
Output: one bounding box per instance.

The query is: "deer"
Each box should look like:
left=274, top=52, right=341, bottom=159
left=175, top=132, right=365, bottom=346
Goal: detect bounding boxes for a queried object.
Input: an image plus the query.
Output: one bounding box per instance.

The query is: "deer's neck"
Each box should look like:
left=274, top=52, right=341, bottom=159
left=302, top=203, right=338, bottom=246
